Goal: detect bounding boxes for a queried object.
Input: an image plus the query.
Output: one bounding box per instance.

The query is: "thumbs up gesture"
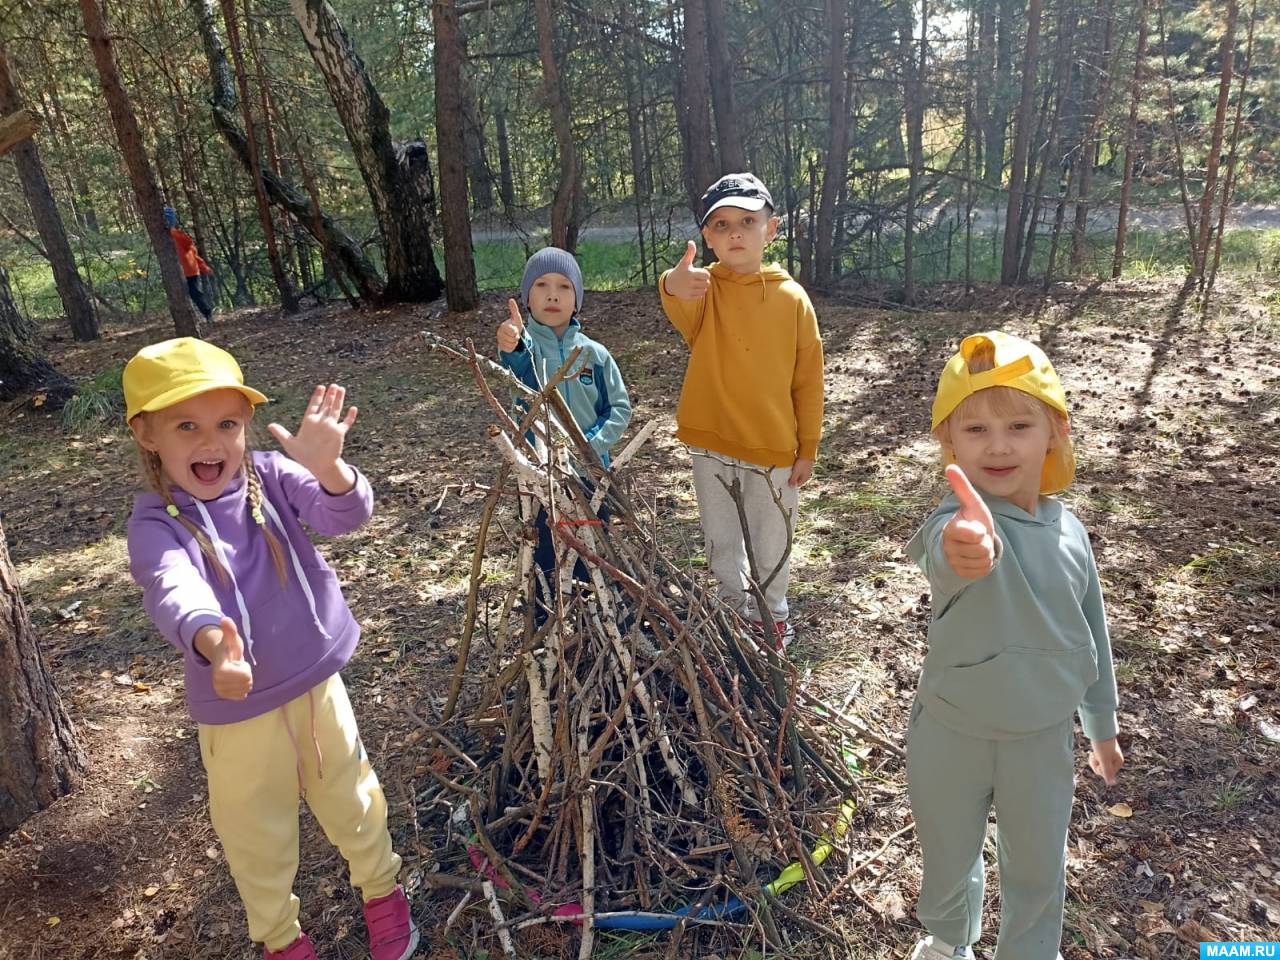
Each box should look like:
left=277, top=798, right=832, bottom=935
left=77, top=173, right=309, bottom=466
left=497, top=298, right=525, bottom=352
left=202, top=616, right=253, bottom=701
left=941, top=465, right=998, bottom=579
left=663, top=241, right=712, bottom=300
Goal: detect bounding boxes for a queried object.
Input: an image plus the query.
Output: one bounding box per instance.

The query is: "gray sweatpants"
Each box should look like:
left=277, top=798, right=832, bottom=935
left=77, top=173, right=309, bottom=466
left=690, top=447, right=799, bottom=624
left=907, top=702, right=1075, bottom=960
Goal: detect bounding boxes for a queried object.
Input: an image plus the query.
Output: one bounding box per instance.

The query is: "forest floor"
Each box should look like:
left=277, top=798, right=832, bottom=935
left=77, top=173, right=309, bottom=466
left=0, top=274, right=1277, bottom=960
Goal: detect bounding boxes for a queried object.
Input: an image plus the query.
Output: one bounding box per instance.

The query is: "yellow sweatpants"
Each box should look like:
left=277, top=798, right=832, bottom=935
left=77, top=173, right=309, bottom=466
left=198, top=673, right=402, bottom=951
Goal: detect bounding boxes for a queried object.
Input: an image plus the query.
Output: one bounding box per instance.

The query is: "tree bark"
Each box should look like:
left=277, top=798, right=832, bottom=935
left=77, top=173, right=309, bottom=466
left=495, top=106, right=515, bottom=209
left=189, top=0, right=384, bottom=301
left=0, top=43, right=99, bottom=342
left=534, top=0, right=582, bottom=251
left=903, top=0, right=928, bottom=302
left=78, top=0, right=201, bottom=336
left=432, top=0, right=479, bottom=309
left=219, top=0, right=300, bottom=313
left=0, top=515, right=87, bottom=834
left=1070, top=0, right=1116, bottom=269
left=704, top=0, right=744, bottom=173
left=0, top=264, right=75, bottom=407
left=1000, top=0, right=1042, bottom=284
left=291, top=0, right=443, bottom=302
left=814, top=0, right=850, bottom=288
left=1112, top=0, right=1148, bottom=278
left=986, top=0, right=1017, bottom=185
left=1206, top=0, right=1257, bottom=300
left=1192, top=0, right=1238, bottom=282
left=679, top=0, right=717, bottom=227
left=461, top=65, right=494, bottom=211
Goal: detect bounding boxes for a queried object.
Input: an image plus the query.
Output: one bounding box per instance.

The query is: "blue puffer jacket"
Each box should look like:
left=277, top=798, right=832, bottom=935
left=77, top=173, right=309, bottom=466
left=499, top=314, right=632, bottom=467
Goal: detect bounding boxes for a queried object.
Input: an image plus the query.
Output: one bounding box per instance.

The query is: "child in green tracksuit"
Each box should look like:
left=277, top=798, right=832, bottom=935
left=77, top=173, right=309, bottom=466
left=905, top=331, right=1124, bottom=960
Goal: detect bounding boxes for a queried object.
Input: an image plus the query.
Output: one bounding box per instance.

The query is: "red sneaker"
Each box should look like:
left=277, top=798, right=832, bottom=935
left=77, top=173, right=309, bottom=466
left=264, top=933, right=319, bottom=960
left=750, top=620, right=794, bottom=652
left=363, top=885, right=419, bottom=960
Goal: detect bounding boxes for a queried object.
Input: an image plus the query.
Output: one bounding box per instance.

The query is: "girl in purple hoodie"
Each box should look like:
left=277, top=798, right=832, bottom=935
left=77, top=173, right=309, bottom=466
left=123, top=337, right=417, bottom=960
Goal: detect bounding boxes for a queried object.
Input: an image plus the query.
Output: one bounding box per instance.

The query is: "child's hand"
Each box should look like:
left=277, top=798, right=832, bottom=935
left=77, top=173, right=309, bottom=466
left=789, top=457, right=814, bottom=487
left=497, top=298, right=525, bottom=352
left=664, top=241, right=712, bottom=300
left=1088, top=736, right=1124, bottom=785
left=268, top=384, right=358, bottom=493
left=942, top=464, right=998, bottom=579
left=197, top=617, right=253, bottom=701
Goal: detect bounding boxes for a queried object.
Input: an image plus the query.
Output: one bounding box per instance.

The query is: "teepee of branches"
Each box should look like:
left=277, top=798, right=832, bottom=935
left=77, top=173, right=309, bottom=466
left=413, top=333, right=898, bottom=957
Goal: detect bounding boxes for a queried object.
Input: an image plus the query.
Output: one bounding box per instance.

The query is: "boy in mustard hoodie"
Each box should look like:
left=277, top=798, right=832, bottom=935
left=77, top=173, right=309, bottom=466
left=660, top=173, right=825, bottom=648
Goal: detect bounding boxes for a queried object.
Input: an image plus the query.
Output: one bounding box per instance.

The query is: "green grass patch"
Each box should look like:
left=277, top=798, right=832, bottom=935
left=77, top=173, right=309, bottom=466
left=1181, top=543, right=1280, bottom=595
left=61, top=364, right=125, bottom=433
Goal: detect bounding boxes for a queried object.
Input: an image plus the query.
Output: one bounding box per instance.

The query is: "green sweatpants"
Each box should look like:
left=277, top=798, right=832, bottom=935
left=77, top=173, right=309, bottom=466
left=907, top=702, right=1074, bottom=960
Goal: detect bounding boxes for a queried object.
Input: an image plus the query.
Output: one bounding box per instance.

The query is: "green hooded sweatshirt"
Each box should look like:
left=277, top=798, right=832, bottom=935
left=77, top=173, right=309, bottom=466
left=906, top=491, right=1119, bottom=742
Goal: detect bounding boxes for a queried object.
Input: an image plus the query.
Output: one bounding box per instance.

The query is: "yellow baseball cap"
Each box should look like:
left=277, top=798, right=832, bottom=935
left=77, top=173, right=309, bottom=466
left=123, top=337, right=268, bottom=422
left=932, top=331, right=1074, bottom=494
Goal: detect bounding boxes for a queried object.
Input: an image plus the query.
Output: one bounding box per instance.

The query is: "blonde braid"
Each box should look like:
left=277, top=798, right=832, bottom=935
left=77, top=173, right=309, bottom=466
left=138, top=447, right=230, bottom=585
left=243, top=450, right=288, bottom=584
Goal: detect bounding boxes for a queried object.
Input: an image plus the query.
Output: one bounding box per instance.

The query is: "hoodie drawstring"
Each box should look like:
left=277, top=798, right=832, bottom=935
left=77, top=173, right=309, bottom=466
left=256, top=496, right=333, bottom=641
left=191, top=498, right=258, bottom=665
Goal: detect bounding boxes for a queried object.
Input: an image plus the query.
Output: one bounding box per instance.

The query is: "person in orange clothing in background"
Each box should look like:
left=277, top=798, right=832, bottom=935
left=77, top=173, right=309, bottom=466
left=164, top=205, right=215, bottom=321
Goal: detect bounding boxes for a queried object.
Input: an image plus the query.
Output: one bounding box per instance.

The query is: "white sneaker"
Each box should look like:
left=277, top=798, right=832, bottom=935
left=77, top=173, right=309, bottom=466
left=910, top=936, right=973, bottom=960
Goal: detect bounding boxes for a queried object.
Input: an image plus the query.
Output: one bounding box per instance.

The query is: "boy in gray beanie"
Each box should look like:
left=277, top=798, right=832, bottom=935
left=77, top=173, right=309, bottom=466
left=496, top=246, right=632, bottom=625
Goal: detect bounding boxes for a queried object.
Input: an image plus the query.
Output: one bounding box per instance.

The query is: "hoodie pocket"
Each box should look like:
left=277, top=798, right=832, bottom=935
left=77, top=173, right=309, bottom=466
left=933, top=642, right=1099, bottom=735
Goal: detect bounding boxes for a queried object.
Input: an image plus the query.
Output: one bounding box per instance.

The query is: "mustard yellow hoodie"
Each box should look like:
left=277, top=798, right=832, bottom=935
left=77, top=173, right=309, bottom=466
left=659, top=261, right=824, bottom=467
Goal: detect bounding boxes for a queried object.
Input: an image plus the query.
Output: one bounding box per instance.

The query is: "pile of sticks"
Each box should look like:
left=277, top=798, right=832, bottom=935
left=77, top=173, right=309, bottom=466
left=418, top=334, right=888, bottom=956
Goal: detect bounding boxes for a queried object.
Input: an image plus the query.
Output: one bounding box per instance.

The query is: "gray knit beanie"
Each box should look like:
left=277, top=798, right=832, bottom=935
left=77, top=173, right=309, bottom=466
left=520, top=247, right=584, bottom=314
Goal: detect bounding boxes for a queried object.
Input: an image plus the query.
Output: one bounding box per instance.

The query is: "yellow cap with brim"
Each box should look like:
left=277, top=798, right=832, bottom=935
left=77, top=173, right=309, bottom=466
left=932, top=331, right=1074, bottom=494
left=123, top=337, right=268, bottom=423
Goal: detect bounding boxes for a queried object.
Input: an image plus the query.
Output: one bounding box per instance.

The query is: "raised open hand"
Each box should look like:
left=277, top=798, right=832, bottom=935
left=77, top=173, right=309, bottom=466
left=268, top=384, right=358, bottom=492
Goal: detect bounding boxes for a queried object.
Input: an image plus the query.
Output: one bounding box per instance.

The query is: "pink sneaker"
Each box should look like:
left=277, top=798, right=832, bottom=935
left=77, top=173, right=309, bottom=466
left=264, top=933, right=319, bottom=960
left=363, top=885, right=419, bottom=960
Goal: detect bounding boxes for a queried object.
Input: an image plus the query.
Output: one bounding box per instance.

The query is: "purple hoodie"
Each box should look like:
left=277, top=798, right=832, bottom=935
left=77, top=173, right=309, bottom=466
left=128, top=450, right=372, bottom=724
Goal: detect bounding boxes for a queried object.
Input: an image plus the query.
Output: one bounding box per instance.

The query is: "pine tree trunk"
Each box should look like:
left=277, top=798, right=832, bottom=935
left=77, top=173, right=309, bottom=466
left=1000, top=0, right=1042, bottom=284
left=0, top=516, right=87, bottom=834
left=534, top=0, right=581, bottom=252
left=290, top=0, right=443, bottom=302
left=814, top=0, right=850, bottom=288
left=432, top=0, right=479, bottom=309
left=189, top=0, right=384, bottom=301
left=1019, top=3, right=1076, bottom=282
left=704, top=0, right=744, bottom=173
left=679, top=0, right=717, bottom=227
left=1206, top=0, right=1258, bottom=300
left=78, top=0, right=201, bottom=336
left=1071, top=0, right=1116, bottom=269
left=1112, top=0, right=1148, bottom=278
left=461, top=66, right=494, bottom=211
left=220, top=0, right=300, bottom=313
left=495, top=106, right=515, bottom=209
left=975, top=0, right=995, bottom=179
left=1192, top=0, right=1238, bottom=282
left=903, top=0, right=928, bottom=302
left=987, top=0, right=1017, bottom=185
left=0, top=265, right=75, bottom=407
left=0, top=43, right=99, bottom=342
